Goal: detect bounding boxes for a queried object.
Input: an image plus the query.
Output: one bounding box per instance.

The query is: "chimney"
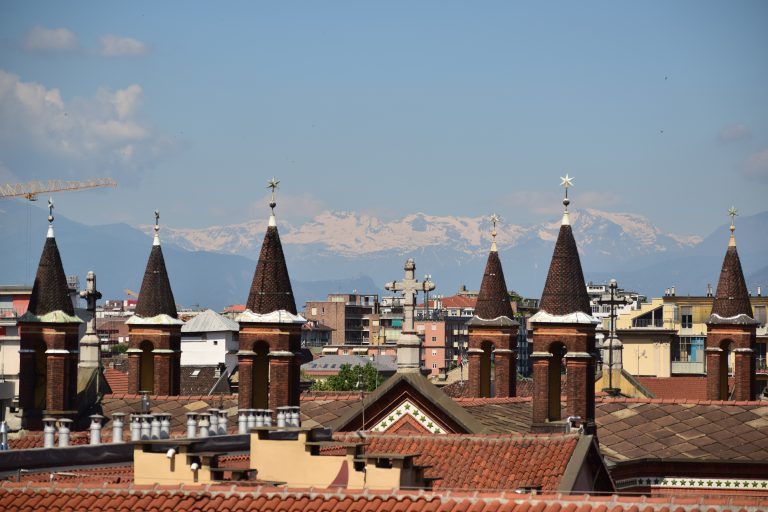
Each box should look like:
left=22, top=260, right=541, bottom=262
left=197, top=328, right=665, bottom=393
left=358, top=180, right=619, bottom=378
left=758, top=286, right=762, bottom=297
left=707, top=284, right=713, bottom=297
left=671, top=286, right=676, bottom=297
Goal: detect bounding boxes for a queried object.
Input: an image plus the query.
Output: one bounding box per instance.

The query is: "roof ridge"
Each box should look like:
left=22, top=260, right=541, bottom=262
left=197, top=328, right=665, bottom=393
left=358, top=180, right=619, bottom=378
left=597, top=396, right=767, bottom=406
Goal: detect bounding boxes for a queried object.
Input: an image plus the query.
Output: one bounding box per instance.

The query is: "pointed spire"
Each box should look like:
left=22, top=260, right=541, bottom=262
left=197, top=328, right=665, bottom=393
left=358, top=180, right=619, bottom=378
left=246, top=178, right=297, bottom=314
left=474, top=245, right=514, bottom=321
left=134, top=211, right=177, bottom=319
left=27, top=200, right=74, bottom=317
left=710, top=207, right=753, bottom=320
left=538, top=176, right=591, bottom=316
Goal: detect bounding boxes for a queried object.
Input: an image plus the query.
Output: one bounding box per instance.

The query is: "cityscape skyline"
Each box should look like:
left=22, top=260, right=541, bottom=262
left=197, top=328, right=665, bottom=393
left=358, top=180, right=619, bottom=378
left=0, top=1, right=766, bottom=236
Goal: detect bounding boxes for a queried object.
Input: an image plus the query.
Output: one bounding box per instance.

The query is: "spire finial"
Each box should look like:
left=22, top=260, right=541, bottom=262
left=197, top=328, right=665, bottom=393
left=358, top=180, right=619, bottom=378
left=267, top=177, right=279, bottom=227
left=728, top=206, right=738, bottom=247
left=489, top=213, right=500, bottom=252
left=47, top=197, right=55, bottom=238
left=560, top=174, right=573, bottom=225
left=153, top=210, right=160, bottom=246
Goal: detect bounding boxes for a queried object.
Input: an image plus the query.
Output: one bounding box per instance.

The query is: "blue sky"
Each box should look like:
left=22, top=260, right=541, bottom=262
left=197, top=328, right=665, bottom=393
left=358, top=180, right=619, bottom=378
left=1, top=1, right=766, bottom=236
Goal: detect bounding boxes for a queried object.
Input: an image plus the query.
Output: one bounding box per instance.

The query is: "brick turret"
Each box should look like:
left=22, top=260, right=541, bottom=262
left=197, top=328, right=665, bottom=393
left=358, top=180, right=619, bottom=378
left=18, top=201, right=82, bottom=427
left=529, top=179, right=598, bottom=434
left=706, top=214, right=757, bottom=401
left=126, top=213, right=183, bottom=395
left=237, top=181, right=304, bottom=411
left=466, top=216, right=518, bottom=398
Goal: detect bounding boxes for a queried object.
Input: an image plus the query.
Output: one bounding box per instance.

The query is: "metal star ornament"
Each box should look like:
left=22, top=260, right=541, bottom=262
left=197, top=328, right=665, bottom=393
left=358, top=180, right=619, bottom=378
left=489, top=213, right=500, bottom=229
left=267, top=177, right=280, bottom=192
left=728, top=206, right=738, bottom=225
left=560, top=174, right=574, bottom=190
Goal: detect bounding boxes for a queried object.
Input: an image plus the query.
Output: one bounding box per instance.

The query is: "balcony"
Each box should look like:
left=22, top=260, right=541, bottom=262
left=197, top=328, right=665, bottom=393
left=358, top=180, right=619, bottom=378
left=631, top=318, right=665, bottom=328
left=671, top=361, right=704, bottom=375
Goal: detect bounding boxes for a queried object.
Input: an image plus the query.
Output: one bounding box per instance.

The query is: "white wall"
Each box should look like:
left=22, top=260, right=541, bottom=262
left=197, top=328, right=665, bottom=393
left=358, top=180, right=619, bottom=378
left=181, top=331, right=238, bottom=372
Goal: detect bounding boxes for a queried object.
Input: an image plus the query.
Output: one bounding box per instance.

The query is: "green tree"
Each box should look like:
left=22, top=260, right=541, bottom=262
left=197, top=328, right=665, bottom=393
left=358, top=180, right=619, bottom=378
left=310, top=363, right=380, bottom=392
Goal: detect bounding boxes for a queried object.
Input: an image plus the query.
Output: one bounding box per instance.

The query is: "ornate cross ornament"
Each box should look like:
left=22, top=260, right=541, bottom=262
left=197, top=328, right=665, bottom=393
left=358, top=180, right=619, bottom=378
left=267, top=177, right=279, bottom=212
left=490, top=213, right=500, bottom=251
left=47, top=197, right=54, bottom=224
left=154, top=210, right=160, bottom=233
left=728, top=206, right=738, bottom=228
left=385, top=258, right=436, bottom=334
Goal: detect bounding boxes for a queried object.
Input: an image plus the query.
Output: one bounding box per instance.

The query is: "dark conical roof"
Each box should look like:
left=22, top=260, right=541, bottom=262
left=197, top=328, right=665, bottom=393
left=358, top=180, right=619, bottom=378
left=474, top=251, right=514, bottom=320
left=710, top=244, right=753, bottom=319
left=27, top=237, right=75, bottom=317
left=539, top=224, right=591, bottom=316
left=246, top=225, right=297, bottom=314
left=134, top=244, right=178, bottom=318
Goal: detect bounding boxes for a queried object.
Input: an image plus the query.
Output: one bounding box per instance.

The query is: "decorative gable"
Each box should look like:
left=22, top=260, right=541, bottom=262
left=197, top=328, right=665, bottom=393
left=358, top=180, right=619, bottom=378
left=371, top=400, right=446, bottom=434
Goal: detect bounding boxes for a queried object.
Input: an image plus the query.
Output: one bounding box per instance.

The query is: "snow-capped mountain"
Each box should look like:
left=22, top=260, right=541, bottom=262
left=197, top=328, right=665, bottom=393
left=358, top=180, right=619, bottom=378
left=150, top=208, right=701, bottom=262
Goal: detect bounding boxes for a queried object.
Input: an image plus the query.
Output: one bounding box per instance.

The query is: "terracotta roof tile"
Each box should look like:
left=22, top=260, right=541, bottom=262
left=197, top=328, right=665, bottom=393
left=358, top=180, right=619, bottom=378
left=26, top=236, right=75, bottom=317
left=334, top=432, right=578, bottom=492
left=104, top=368, right=129, bottom=395
left=246, top=225, right=297, bottom=315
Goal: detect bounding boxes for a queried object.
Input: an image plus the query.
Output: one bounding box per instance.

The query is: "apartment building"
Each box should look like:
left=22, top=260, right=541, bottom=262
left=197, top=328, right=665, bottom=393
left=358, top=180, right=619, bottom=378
left=303, top=293, right=380, bottom=345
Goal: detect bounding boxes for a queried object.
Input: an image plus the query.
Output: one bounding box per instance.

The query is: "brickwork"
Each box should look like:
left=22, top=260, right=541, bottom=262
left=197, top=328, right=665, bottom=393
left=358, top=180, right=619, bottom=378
left=238, top=321, right=302, bottom=409
left=467, top=325, right=517, bottom=398
left=531, top=323, right=596, bottom=432
left=705, top=324, right=756, bottom=400
left=18, top=321, right=80, bottom=424
left=127, top=325, right=182, bottom=396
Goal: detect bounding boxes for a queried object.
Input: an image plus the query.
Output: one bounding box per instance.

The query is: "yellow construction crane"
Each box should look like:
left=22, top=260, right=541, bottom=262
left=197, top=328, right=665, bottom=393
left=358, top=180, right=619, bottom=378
left=124, top=288, right=139, bottom=299
left=0, top=177, right=117, bottom=201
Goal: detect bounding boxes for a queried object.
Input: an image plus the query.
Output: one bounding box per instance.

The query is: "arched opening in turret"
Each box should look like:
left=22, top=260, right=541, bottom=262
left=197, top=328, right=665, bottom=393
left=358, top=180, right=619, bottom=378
left=139, top=340, right=155, bottom=394
left=252, top=340, right=270, bottom=408
left=548, top=342, right=567, bottom=421
left=33, top=339, right=47, bottom=410
left=719, top=339, right=734, bottom=400
left=479, top=340, right=495, bottom=398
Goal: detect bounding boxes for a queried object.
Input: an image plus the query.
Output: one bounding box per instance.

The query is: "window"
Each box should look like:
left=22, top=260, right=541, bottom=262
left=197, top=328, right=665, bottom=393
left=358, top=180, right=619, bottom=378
left=190, top=369, right=201, bottom=377
left=431, top=324, right=437, bottom=331
left=681, top=306, right=693, bottom=329
left=311, top=307, right=317, bottom=316
left=432, top=363, right=437, bottom=369
left=431, top=336, right=437, bottom=342
left=213, top=339, right=218, bottom=345
left=672, top=336, right=704, bottom=363
left=432, top=350, right=437, bottom=356
left=755, top=306, right=767, bottom=327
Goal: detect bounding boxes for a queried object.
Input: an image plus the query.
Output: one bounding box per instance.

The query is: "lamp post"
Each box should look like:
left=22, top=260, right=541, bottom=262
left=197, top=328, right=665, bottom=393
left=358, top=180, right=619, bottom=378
left=597, top=279, right=632, bottom=396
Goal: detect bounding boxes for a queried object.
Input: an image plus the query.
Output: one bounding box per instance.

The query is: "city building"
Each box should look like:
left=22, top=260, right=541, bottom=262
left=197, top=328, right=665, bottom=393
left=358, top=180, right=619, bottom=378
left=180, top=309, right=239, bottom=373
left=303, top=293, right=380, bottom=345
left=0, top=285, right=31, bottom=422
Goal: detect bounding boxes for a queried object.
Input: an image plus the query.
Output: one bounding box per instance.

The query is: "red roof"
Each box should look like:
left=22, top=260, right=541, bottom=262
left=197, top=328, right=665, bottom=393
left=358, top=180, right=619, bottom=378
left=635, top=376, right=738, bottom=401
left=104, top=368, right=129, bottom=394
left=0, top=484, right=764, bottom=511
left=334, top=432, right=579, bottom=491
left=440, top=295, right=476, bottom=309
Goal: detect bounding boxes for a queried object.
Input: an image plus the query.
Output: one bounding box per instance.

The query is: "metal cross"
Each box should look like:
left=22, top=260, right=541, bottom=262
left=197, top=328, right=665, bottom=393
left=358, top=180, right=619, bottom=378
left=384, top=258, right=436, bottom=334
left=47, top=197, right=54, bottom=223
left=154, top=210, right=160, bottom=232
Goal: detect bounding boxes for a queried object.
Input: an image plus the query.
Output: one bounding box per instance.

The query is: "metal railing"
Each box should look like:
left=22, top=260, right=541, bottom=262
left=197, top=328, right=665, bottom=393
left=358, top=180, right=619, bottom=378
left=631, top=318, right=665, bottom=328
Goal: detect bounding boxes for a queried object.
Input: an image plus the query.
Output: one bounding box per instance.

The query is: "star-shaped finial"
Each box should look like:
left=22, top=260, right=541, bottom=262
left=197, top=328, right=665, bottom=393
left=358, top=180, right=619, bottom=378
left=267, top=177, right=280, bottom=194
left=728, top=206, right=738, bottom=225
left=560, top=174, right=574, bottom=190
left=489, top=213, right=500, bottom=251
left=489, top=213, right=500, bottom=229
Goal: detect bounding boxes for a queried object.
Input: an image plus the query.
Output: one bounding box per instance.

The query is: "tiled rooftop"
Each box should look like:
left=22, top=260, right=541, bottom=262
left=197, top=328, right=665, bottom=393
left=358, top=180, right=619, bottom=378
left=334, top=432, right=580, bottom=491
left=0, top=484, right=764, bottom=511
left=103, top=368, right=128, bottom=395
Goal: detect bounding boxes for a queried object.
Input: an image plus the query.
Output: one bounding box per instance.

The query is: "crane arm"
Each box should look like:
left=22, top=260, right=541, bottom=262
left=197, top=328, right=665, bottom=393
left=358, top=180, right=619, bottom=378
left=0, top=178, right=117, bottom=200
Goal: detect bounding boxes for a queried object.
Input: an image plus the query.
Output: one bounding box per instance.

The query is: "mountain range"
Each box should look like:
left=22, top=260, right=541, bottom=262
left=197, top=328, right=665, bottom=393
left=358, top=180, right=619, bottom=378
left=1, top=200, right=766, bottom=311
